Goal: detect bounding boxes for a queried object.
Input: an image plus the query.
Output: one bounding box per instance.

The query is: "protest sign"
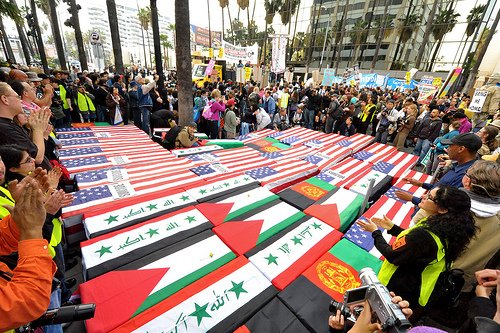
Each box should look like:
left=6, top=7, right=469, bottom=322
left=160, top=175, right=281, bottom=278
left=469, top=90, right=488, bottom=113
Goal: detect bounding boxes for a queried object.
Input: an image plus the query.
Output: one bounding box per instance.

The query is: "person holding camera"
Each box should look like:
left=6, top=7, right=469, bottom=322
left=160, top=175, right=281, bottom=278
left=424, top=120, right=461, bottom=175
left=272, top=108, right=290, bottom=131
left=174, top=122, right=201, bottom=148
left=326, top=93, right=343, bottom=134
left=374, top=99, right=399, bottom=144
left=394, top=104, right=417, bottom=151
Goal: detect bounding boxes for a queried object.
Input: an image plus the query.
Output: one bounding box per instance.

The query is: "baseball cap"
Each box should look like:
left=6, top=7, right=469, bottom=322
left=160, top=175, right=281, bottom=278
left=129, top=81, right=138, bottom=88
left=440, top=133, right=482, bottom=151
left=331, top=93, right=339, bottom=98
left=226, top=99, right=236, bottom=106
left=452, top=112, right=467, bottom=119
left=188, top=121, right=197, bottom=128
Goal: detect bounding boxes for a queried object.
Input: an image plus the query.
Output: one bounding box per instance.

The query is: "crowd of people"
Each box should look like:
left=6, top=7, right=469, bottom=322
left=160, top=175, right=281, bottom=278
left=0, top=59, right=499, bottom=333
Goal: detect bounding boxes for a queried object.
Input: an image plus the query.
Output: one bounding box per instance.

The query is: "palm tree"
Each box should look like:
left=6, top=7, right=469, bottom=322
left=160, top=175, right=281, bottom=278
left=175, top=0, right=192, bottom=126
left=237, top=0, right=250, bottom=45
left=106, top=0, right=123, bottom=73
left=427, top=8, right=460, bottom=71
left=391, top=13, right=421, bottom=69
left=334, top=0, right=348, bottom=73
left=137, top=6, right=152, bottom=68
left=8, top=0, right=30, bottom=65
left=35, top=0, right=66, bottom=69
left=415, top=0, right=439, bottom=69
left=0, top=16, right=15, bottom=61
left=0, top=0, right=22, bottom=62
left=370, top=14, right=394, bottom=71
left=159, top=34, right=172, bottom=69
left=456, top=4, right=486, bottom=68
left=219, top=0, right=228, bottom=42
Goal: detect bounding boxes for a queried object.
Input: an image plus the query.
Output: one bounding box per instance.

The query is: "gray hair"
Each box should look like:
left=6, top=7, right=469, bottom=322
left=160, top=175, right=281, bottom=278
left=468, top=160, right=500, bottom=197
left=134, top=75, right=142, bottom=82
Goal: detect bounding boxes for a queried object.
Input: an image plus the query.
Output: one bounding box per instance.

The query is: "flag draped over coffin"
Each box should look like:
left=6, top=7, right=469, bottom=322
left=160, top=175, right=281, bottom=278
left=391, top=169, right=433, bottom=198
left=81, top=206, right=213, bottom=280
left=234, top=297, right=310, bottom=333
left=236, top=128, right=276, bottom=142
left=58, top=143, right=166, bottom=160
left=259, top=145, right=315, bottom=163
left=303, top=186, right=365, bottom=232
left=213, top=200, right=306, bottom=255
left=80, top=230, right=236, bottom=333
left=314, top=157, right=373, bottom=187
left=371, top=151, right=419, bottom=182
left=277, top=239, right=383, bottom=333
left=334, top=133, right=374, bottom=153
left=246, top=217, right=343, bottom=291
left=111, top=256, right=278, bottom=333
left=196, top=186, right=279, bottom=226
left=303, top=145, right=352, bottom=171
left=351, top=142, right=398, bottom=164
left=343, top=196, right=414, bottom=260
left=184, top=174, right=259, bottom=202
left=278, top=177, right=337, bottom=211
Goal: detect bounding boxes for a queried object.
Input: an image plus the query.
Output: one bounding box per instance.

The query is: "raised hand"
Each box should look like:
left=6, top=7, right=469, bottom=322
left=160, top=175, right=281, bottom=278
left=8, top=168, right=49, bottom=202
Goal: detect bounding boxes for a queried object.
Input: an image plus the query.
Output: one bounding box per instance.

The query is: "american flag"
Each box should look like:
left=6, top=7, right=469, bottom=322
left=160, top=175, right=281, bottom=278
left=260, top=151, right=285, bottom=160
left=371, top=151, right=418, bottom=182
left=277, top=128, right=328, bottom=146
left=303, top=146, right=351, bottom=171
left=267, top=131, right=284, bottom=138
left=302, top=139, right=325, bottom=148
left=59, top=144, right=166, bottom=160
left=383, top=187, right=412, bottom=203
left=185, top=152, right=219, bottom=163
left=237, top=129, right=276, bottom=142
left=341, top=133, right=375, bottom=153
left=61, top=156, right=112, bottom=173
left=56, top=127, right=92, bottom=132
left=190, top=163, right=229, bottom=177
left=62, top=139, right=100, bottom=146
left=280, top=136, right=303, bottom=145
left=58, top=132, right=96, bottom=139
left=392, top=169, right=433, bottom=198
left=59, top=147, right=105, bottom=158
left=245, top=160, right=319, bottom=193
left=351, top=143, right=398, bottom=164
left=314, top=157, right=372, bottom=187
left=343, top=196, right=414, bottom=260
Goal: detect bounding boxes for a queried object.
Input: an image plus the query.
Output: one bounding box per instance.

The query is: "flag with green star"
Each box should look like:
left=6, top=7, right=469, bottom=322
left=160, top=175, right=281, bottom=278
left=245, top=217, right=343, bottom=291
left=80, top=231, right=237, bottom=333
left=82, top=189, right=196, bottom=239
left=81, top=206, right=212, bottom=280
left=185, top=174, right=259, bottom=202
left=112, top=256, right=278, bottom=333
left=348, top=169, right=393, bottom=199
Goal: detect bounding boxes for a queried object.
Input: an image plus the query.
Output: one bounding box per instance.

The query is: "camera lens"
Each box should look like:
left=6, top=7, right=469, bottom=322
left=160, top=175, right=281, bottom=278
left=329, top=300, right=351, bottom=318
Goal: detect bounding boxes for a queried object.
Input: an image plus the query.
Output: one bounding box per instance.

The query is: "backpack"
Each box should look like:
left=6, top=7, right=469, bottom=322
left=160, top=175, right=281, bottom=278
left=164, top=125, right=182, bottom=143
left=202, top=101, right=215, bottom=120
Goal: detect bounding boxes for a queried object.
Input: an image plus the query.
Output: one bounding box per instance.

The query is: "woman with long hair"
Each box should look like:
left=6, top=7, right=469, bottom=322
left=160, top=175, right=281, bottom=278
left=476, top=125, right=499, bottom=158
left=357, top=185, right=477, bottom=309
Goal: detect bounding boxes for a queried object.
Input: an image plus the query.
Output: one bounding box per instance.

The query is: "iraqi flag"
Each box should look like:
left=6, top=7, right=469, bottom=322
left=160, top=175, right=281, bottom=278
left=371, top=151, right=418, bottom=182
left=392, top=169, right=433, bottom=198
left=212, top=200, right=306, bottom=256
left=196, top=186, right=279, bottom=226
left=277, top=238, right=383, bottom=333
left=80, top=230, right=236, bottom=333
left=234, top=297, right=309, bottom=333
left=170, top=144, right=224, bottom=157
left=343, top=196, right=414, bottom=260
left=185, top=174, right=259, bottom=202
left=111, top=256, right=277, bottom=333
left=278, top=177, right=336, bottom=211
left=244, top=160, right=319, bottom=193
left=246, top=217, right=343, bottom=291
left=347, top=169, right=394, bottom=201
left=303, top=187, right=365, bottom=232
left=81, top=206, right=211, bottom=280
left=351, top=142, right=398, bottom=164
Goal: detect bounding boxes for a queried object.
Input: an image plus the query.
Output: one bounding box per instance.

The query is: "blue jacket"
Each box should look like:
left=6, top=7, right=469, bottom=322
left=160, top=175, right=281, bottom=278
left=137, top=84, right=153, bottom=107
left=263, top=96, right=276, bottom=117
left=435, top=129, right=459, bottom=154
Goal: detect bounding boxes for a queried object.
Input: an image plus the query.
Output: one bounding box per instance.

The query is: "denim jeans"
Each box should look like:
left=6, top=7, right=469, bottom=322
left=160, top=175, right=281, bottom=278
left=140, top=106, right=151, bottom=135
left=43, top=288, right=63, bottom=333
left=413, top=138, right=431, bottom=164
left=240, top=122, right=251, bottom=135
left=96, top=105, right=108, bottom=123
left=132, top=107, right=141, bottom=129
left=304, top=109, right=315, bottom=129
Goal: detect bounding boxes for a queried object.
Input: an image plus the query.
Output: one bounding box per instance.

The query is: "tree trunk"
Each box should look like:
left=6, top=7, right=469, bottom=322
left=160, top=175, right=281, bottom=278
left=207, top=0, right=212, bottom=49
left=414, top=0, right=438, bottom=69
left=291, top=6, right=300, bottom=61
left=9, top=0, right=30, bottom=65
left=0, top=17, right=15, bottom=62
left=140, top=26, right=148, bottom=68
left=29, top=0, right=49, bottom=73
left=175, top=0, right=193, bottom=126
left=107, top=0, right=124, bottom=74
left=335, top=0, right=349, bottom=73
left=263, top=18, right=267, bottom=65
left=151, top=0, right=163, bottom=88
left=221, top=6, right=224, bottom=42
left=227, top=5, right=234, bottom=43
left=48, top=0, right=67, bottom=70
left=370, top=0, right=390, bottom=72
left=462, top=7, right=500, bottom=93
left=247, top=4, right=251, bottom=46
left=427, top=37, right=443, bottom=72
left=69, top=0, right=88, bottom=70
left=0, top=37, right=8, bottom=60
left=306, top=0, right=324, bottom=74
left=146, top=29, right=153, bottom=68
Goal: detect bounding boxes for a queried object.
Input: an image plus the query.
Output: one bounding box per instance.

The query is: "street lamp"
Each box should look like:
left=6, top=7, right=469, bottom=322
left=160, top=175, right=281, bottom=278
left=319, top=5, right=332, bottom=73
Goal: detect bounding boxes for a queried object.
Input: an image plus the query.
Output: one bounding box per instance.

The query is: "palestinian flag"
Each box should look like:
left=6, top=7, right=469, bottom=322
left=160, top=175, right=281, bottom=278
left=303, top=145, right=351, bottom=171
left=234, top=297, right=309, bottom=333
left=392, top=169, right=433, bottom=198
left=278, top=177, right=336, bottom=210
left=196, top=186, right=279, bottom=226
left=81, top=206, right=211, bottom=280
left=351, top=142, right=398, bottom=164
left=111, top=256, right=277, bottom=333
left=277, top=239, right=383, bottom=333
left=213, top=200, right=306, bottom=255
left=246, top=217, right=343, bottom=291
left=185, top=174, right=259, bottom=202
left=259, top=145, right=315, bottom=164
left=80, top=230, right=236, bottom=333
left=171, top=145, right=224, bottom=157
left=303, top=187, right=365, bottom=232
left=244, top=160, right=319, bottom=193
left=314, top=157, right=373, bottom=187
left=343, top=196, right=414, bottom=259
left=371, top=151, right=418, bottom=182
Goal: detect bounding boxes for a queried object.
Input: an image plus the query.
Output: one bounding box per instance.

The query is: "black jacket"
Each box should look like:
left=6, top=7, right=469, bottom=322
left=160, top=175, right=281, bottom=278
left=415, top=117, right=442, bottom=141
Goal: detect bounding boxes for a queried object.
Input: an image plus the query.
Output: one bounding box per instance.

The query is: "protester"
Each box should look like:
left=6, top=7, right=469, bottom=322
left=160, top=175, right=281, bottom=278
left=375, top=99, right=399, bottom=144
left=413, top=109, right=442, bottom=166
left=174, top=121, right=200, bottom=148
left=224, top=99, right=239, bottom=139
left=476, top=125, right=499, bottom=158
left=272, top=107, right=290, bottom=131
left=425, top=120, right=461, bottom=175
left=338, top=116, right=355, bottom=137
left=74, top=82, right=96, bottom=123
left=253, top=104, right=271, bottom=130
left=135, top=74, right=157, bottom=135
left=394, top=104, right=417, bottom=151
left=106, top=86, right=126, bottom=125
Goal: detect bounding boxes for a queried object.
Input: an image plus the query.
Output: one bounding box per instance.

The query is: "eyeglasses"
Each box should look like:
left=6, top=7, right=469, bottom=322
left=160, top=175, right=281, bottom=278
left=19, top=156, right=34, bottom=165
left=464, top=170, right=471, bottom=179
left=426, top=192, right=438, bottom=203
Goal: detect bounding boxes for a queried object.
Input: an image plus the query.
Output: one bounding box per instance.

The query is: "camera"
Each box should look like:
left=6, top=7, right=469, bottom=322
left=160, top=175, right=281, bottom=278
left=330, top=268, right=411, bottom=333
left=17, top=304, right=96, bottom=332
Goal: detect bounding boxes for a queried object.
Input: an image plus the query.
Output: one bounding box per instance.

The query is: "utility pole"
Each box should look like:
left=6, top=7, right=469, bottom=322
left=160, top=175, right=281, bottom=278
left=66, top=0, right=88, bottom=70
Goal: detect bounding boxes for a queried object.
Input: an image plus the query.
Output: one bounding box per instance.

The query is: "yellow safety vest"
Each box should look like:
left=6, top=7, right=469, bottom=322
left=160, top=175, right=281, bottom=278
left=361, top=104, right=377, bottom=122
left=378, top=220, right=446, bottom=306
left=280, top=93, right=289, bottom=109
left=0, top=186, right=14, bottom=219
left=59, top=85, right=69, bottom=109
left=76, top=92, right=96, bottom=112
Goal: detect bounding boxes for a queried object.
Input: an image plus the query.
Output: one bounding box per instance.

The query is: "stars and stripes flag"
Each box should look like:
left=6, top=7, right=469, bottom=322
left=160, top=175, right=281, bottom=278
left=60, top=136, right=153, bottom=148
left=213, top=200, right=306, bottom=256
left=184, top=147, right=262, bottom=166
left=80, top=230, right=237, bottom=333
left=277, top=129, right=329, bottom=147
left=236, top=128, right=276, bottom=142
left=304, top=145, right=351, bottom=171
left=244, top=160, right=319, bottom=193
left=56, top=127, right=93, bottom=132
left=81, top=206, right=211, bottom=280
left=314, top=157, right=372, bottom=187
left=246, top=217, right=343, bottom=291
left=82, top=189, right=197, bottom=239
left=111, top=256, right=277, bottom=333
left=278, top=238, right=383, bottom=333
left=58, top=132, right=96, bottom=140
left=351, top=142, right=398, bottom=164
left=58, top=143, right=167, bottom=160
left=303, top=186, right=365, bottom=232
left=392, top=169, right=434, bottom=198
left=343, top=195, right=414, bottom=260
left=196, top=186, right=279, bottom=226
left=334, top=133, right=375, bottom=153
left=372, top=151, right=418, bottom=182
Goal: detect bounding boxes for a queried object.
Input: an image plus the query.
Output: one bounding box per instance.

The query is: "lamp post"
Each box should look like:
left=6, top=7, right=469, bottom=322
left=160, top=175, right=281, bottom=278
left=318, top=6, right=331, bottom=73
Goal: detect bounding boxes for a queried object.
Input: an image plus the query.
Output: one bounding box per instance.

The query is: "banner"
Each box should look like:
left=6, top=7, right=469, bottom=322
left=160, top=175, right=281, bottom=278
left=353, top=63, right=360, bottom=84
left=469, top=90, right=488, bottom=113
left=205, top=60, right=216, bottom=75
left=405, top=68, right=418, bottom=84
left=271, top=35, right=288, bottom=74
left=321, top=69, right=336, bottom=86
left=221, top=40, right=258, bottom=64
left=359, top=73, right=377, bottom=88
left=439, top=67, right=462, bottom=97
left=417, top=84, right=439, bottom=105
left=420, top=76, right=434, bottom=85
